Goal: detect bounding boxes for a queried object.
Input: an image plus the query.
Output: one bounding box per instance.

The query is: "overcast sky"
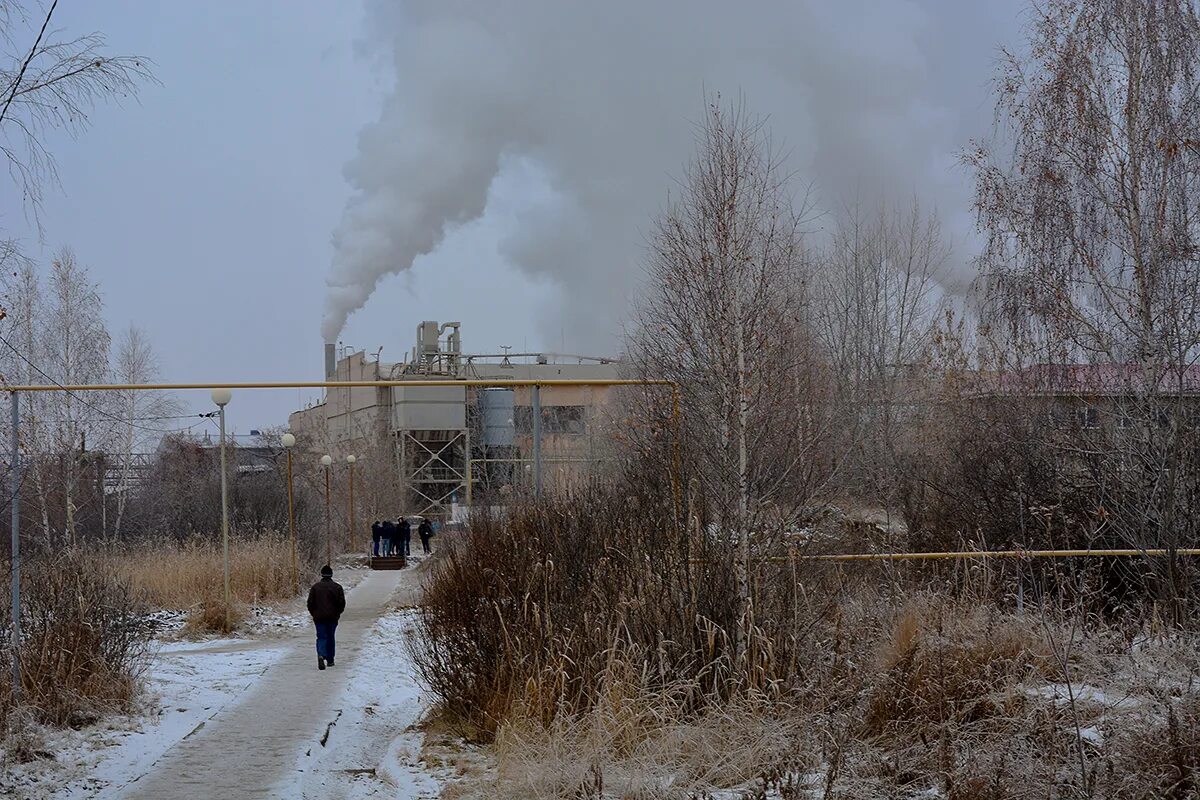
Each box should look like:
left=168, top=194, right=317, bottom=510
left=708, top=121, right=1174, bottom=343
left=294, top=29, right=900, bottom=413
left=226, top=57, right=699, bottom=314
left=0, top=1, right=1023, bottom=431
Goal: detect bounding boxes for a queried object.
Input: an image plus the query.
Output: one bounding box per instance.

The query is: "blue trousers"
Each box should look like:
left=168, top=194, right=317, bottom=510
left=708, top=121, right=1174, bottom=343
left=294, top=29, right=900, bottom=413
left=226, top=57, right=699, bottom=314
left=315, top=621, right=337, bottom=661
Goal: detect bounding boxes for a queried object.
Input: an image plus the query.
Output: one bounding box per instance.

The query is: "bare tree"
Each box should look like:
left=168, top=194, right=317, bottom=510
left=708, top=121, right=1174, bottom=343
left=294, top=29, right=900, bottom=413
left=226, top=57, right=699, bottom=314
left=111, top=324, right=178, bottom=540
left=814, top=198, right=949, bottom=510
left=1, top=0, right=152, bottom=228
left=0, top=2, right=153, bottom=549
left=630, top=96, right=828, bottom=645
left=41, top=248, right=111, bottom=546
left=968, top=0, right=1200, bottom=615
left=0, top=253, right=51, bottom=540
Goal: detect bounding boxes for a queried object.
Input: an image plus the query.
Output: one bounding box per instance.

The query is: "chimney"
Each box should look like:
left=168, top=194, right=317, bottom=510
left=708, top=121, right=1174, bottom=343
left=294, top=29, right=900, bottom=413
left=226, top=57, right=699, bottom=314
left=324, top=342, right=336, bottom=381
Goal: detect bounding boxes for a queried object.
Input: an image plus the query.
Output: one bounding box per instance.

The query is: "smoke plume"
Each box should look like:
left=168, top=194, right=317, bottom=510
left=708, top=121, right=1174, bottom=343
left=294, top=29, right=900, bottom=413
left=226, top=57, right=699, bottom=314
left=324, top=0, right=1015, bottom=348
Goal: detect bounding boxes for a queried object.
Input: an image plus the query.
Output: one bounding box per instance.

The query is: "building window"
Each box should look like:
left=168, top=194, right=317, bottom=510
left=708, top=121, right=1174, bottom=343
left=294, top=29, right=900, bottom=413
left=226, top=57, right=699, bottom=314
left=543, top=406, right=586, bottom=435
left=1074, top=406, right=1099, bottom=429
left=512, top=405, right=587, bottom=436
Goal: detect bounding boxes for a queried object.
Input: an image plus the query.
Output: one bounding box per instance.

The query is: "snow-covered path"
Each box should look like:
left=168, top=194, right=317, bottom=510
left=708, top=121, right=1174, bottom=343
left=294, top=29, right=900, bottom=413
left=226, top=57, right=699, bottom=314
left=114, top=570, right=418, bottom=799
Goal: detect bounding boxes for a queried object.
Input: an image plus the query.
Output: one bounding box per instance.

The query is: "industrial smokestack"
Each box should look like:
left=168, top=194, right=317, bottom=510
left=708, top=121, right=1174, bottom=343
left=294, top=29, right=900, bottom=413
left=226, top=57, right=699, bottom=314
left=324, top=343, right=336, bottom=381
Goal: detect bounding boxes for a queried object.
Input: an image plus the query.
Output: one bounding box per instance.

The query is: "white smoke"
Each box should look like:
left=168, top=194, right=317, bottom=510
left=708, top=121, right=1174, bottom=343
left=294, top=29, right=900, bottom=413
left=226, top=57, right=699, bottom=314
left=323, top=0, right=1014, bottom=347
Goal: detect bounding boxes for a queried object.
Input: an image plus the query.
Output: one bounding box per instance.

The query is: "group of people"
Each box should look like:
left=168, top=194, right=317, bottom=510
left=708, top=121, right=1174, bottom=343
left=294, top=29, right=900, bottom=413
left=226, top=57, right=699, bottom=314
left=371, top=516, right=434, bottom=557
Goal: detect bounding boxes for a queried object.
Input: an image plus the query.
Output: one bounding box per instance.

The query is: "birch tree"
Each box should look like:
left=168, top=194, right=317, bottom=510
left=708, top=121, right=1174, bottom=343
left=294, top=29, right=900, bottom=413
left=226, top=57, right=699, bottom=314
left=42, top=249, right=111, bottom=546
left=968, top=0, right=1200, bottom=616
left=1, top=0, right=151, bottom=226
left=0, top=253, right=51, bottom=540
left=630, top=97, right=826, bottom=644
left=111, top=325, right=177, bottom=540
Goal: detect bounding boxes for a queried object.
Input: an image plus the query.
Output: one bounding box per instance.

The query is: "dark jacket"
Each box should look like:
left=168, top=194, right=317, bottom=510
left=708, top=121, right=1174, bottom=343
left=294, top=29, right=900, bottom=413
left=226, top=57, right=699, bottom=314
left=307, top=577, right=346, bottom=624
left=381, top=520, right=396, bottom=539
left=418, top=520, right=433, bottom=539
left=371, top=522, right=382, bottom=542
left=398, top=520, right=411, bottom=540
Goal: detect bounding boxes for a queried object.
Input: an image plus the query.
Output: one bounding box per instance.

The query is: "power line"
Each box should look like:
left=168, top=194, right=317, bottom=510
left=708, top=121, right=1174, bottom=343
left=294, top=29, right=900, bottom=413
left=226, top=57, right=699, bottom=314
left=0, top=330, right=186, bottom=435
left=128, top=412, right=217, bottom=422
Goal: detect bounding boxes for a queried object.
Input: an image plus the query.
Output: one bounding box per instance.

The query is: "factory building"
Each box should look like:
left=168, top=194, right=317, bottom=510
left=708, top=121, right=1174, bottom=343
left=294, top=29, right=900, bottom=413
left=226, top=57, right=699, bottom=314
left=288, top=322, right=622, bottom=519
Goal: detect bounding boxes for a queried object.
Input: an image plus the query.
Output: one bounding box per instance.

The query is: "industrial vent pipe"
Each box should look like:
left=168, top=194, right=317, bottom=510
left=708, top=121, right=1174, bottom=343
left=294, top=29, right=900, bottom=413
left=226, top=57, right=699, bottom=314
left=324, top=343, right=336, bottom=380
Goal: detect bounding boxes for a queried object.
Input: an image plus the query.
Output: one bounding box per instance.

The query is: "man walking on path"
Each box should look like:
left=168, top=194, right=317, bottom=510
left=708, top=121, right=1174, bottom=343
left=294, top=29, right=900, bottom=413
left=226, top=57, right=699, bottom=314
left=306, top=565, right=345, bottom=670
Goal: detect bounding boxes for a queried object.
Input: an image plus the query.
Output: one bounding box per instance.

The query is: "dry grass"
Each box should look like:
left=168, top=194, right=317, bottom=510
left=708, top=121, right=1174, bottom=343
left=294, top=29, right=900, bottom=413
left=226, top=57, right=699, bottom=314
left=96, top=534, right=303, bottom=634
left=414, top=484, right=1200, bottom=797
left=182, top=598, right=248, bottom=636
left=431, top=572, right=1200, bottom=799
left=106, top=534, right=301, bottom=611
left=0, top=552, right=150, bottom=730
left=862, top=598, right=1057, bottom=735
left=487, top=681, right=807, bottom=799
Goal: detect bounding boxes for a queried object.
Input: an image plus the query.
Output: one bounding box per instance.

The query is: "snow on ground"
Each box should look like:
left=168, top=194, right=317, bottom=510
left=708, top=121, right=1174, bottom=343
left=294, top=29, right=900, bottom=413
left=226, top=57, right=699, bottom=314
left=1, top=566, right=436, bottom=799
left=2, top=640, right=289, bottom=798
left=282, top=609, right=448, bottom=799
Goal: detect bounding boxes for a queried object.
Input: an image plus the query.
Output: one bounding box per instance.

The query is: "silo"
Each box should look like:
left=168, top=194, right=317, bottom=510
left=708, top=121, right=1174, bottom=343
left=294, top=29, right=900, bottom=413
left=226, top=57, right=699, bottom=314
left=478, top=388, right=515, bottom=446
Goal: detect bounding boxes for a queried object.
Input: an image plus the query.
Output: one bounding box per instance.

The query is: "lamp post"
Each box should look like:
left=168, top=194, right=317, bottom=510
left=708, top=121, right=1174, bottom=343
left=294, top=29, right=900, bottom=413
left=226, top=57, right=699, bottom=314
left=282, top=433, right=297, bottom=595
left=211, top=388, right=233, bottom=631
left=10, top=391, right=20, bottom=701
left=321, top=454, right=332, bottom=567
left=345, top=455, right=357, bottom=556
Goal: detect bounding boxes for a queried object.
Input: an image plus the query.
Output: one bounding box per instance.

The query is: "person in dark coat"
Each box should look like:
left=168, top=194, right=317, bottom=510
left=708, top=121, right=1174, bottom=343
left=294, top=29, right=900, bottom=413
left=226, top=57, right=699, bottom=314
left=371, top=520, right=382, bottom=557
left=380, top=518, right=396, bottom=557
left=306, top=565, right=345, bottom=670
left=418, top=517, right=434, bottom=554
left=397, top=517, right=412, bottom=556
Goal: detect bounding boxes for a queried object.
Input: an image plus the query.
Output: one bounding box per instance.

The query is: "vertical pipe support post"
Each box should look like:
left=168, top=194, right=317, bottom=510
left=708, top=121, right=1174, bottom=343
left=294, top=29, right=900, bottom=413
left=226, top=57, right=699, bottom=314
left=348, top=458, right=356, bottom=554
left=464, top=425, right=472, bottom=510
left=532, top=383, right=542, bottom=498
left=9, top=391, right=20, bottom=702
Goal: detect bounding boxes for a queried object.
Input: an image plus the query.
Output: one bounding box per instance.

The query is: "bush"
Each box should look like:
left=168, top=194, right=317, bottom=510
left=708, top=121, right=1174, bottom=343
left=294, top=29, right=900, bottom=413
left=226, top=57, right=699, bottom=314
left=862, top=598, right=1056, bottom=735
left=0, top=551, right=150, bottom=728
left=412, top=481, right=826, bottom=740
left=184, top=598, right=247, bottom=636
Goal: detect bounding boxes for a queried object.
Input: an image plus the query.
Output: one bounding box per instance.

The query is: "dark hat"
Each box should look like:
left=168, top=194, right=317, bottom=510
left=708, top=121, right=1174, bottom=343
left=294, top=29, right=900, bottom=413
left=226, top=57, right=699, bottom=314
left=320, top=564, right=333, bottom=577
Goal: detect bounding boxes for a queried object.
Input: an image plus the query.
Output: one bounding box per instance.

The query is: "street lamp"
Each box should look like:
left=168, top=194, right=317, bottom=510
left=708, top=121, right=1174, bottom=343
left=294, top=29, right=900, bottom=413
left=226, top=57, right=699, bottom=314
left=281, top=433, right=297, bottom=595
left=211, top=388, right=233, bottom=632
left=321, top=454, right=333, bottom=567
left=346, top=454, right=357, bottom=556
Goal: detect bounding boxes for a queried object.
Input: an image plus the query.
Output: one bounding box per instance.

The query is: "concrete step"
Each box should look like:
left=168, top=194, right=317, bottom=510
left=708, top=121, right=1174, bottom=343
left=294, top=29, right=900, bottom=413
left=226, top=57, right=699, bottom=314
left=369, top=556, right=407, bottom=570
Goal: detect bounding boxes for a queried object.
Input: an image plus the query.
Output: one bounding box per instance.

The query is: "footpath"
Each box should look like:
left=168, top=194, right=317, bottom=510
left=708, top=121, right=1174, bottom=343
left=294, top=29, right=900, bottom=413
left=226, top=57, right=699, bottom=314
left=118, top=570, right=407, bottom=799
